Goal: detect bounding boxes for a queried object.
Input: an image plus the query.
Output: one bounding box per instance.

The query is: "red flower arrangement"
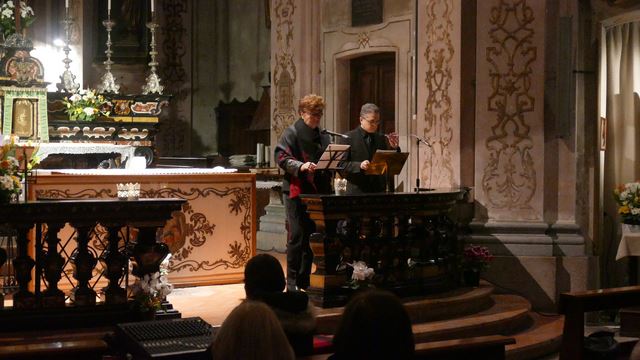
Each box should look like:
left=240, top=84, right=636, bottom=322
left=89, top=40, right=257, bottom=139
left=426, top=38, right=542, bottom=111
left=461, top=244, right=493, bottom=273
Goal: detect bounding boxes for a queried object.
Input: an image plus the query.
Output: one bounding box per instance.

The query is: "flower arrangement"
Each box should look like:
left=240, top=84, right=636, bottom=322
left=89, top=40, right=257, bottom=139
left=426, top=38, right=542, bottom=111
left=63, top=89, right=110, bottom=122
left=613, top=182, right=640, bottom=225
left=0, top=1, right=35, bottom=38
left=0, top=136, right=21, bottom=203
left=461, top=244, right=493, bottom=273
left=131, top=255, right=173, bottom=314
left=347, top=261, right=375, bottom=290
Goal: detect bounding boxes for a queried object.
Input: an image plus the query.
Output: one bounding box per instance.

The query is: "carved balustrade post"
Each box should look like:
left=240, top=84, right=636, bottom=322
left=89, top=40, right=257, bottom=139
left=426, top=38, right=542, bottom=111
left=70, top=223, right=97, bottom=306
left=41, top=222, right=65, bottom=308
left=132, top=226, right=169, bottom=278
left=13, top=224, right=36, bottom=309
left=100, top=224, right=128, bottom=305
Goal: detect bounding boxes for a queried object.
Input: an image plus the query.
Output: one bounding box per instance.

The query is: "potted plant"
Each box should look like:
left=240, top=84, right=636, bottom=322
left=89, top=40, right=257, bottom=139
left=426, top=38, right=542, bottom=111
left=0, top=136, right=21, bottom=203
left=347, top=260, right=375, bottom=290
left=131, top=255, right=173, bottom=320
left=460, top=244, right=493, bottom=287
left=0, top=1, right=35, bottom=39
left=62, top=88, right=111, bottom=122
left=613, top=182, right=640, bottom=230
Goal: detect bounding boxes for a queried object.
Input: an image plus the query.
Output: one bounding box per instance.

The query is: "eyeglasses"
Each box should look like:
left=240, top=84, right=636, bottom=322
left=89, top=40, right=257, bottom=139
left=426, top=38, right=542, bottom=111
left=361, top=117, right=380, bottom=125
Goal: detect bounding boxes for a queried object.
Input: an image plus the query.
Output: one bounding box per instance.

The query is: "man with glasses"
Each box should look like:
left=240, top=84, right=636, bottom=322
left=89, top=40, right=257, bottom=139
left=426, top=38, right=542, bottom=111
left=275, top=94, right=332, bottom=291
left=340, top=103, right=399, bottom=194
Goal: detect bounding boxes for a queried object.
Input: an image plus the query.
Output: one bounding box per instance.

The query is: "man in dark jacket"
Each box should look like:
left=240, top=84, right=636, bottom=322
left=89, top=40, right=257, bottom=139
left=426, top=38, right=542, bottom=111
left=340, top=103, right=399, bottom=194
left=274, top=94, right=332, bottom=291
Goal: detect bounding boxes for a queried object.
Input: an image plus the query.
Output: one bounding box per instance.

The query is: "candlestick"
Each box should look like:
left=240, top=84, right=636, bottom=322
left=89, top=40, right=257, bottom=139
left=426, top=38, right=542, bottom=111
left=56, top=4, right=80, bottom=93
left=97, top=11, right=120, bottom=94
left=141, top=18, right=163, bottom=94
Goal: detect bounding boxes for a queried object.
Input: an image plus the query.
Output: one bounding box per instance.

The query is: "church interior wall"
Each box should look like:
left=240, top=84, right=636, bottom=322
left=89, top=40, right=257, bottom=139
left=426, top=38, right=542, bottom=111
left=12, top=0, right=640, bottom=309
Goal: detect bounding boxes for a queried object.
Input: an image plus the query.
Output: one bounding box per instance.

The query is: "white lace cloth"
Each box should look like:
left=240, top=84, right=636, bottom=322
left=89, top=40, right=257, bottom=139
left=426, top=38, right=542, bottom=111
left=616, top=224, right=640, bottom=260
left=32, top=143, right=136, bottom=163
left=35, top=167, right=239, bottom=176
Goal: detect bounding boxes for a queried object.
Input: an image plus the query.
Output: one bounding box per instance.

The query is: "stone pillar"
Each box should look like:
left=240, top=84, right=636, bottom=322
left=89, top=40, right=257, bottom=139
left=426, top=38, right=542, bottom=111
left=469, top=0, right=593, bottom=311
left=256, top=183, right=287, bottom=252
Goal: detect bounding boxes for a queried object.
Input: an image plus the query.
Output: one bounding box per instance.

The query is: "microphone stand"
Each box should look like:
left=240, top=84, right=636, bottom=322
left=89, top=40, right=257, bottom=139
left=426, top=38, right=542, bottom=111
left=412, top=134, right=433, bottom=192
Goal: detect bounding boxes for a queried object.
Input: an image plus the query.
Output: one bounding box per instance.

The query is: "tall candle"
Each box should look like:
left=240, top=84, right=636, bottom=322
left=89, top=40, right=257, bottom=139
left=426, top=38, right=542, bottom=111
left=65, top=0, right=69, bottom=9
left=107, top=0, right=111, bottom=14
left=151, top=0, right=155, bottom=13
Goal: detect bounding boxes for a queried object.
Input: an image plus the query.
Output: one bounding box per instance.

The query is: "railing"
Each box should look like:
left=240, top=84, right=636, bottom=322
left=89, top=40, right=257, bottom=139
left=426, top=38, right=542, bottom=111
left=0, top=199, right=185, bottom=331
left=300, top=189, right=465, bottom=307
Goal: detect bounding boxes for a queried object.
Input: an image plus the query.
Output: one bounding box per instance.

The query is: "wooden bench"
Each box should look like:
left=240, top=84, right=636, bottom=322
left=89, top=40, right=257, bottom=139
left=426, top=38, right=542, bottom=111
left=301, top=334, right=515, bottom=360
left=559, top=285, right=640, bottom=360
left=414, top=335, right=515, bottom=360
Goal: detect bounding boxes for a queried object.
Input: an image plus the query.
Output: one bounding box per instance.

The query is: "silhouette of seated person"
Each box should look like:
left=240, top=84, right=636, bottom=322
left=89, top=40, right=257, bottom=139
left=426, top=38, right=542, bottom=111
left=244, top=253, right=316, bottom=356
left=329, top=289, right=415, bottom=360
left=211, top=300, right=295, bottom=360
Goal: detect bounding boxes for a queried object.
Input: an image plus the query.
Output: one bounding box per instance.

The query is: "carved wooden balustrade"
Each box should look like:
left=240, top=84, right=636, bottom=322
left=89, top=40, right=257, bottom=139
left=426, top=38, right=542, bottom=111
left=0, top=199, right=185, bottom=331
left=300, top=189, right=465, bottom=307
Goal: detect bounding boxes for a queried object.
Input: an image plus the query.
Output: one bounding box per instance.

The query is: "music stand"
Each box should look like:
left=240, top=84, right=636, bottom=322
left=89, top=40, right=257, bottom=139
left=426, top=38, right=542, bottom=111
left=316, top=144, right=350, bottom=171
left=366, top=150, right=409, bottom=192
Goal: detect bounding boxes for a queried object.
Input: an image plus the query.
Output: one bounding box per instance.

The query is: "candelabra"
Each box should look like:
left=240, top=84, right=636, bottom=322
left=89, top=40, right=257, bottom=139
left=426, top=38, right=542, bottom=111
left=56, top=6, right=80, bottom=93
left=97, top=15, right=120, bottom=94
left=142, top=17, right=163, bottom=95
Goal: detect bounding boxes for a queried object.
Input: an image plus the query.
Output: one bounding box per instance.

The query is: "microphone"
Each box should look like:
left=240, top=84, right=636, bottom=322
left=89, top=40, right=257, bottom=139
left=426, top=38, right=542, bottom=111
left=410, top=134, right=431, bottom=147
left=321, top=129, right=350, bottom=139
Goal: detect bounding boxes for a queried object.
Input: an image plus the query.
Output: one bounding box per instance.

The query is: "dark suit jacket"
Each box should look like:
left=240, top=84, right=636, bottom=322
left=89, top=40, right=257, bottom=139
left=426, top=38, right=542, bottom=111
left=340, top=127, right=396, bottom=194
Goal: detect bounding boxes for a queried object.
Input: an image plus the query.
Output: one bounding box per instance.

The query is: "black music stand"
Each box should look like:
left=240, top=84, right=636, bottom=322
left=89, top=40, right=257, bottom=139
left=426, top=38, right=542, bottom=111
left=366, top=150, right=409, bottom=193
left=316, top=144, right=350, bottom=171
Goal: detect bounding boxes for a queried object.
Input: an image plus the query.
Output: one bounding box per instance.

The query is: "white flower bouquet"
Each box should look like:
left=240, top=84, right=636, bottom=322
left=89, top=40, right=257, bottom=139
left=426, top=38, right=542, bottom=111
left=131, top=255, right=173, bottom=312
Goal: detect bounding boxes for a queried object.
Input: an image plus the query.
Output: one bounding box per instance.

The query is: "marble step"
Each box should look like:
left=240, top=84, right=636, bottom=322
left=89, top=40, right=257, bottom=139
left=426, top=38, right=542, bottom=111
left=314, top=283, right=495, bottom=334
left=411, top=294, right=532, bottom=343
left=506, top=312, right=563, bottom=360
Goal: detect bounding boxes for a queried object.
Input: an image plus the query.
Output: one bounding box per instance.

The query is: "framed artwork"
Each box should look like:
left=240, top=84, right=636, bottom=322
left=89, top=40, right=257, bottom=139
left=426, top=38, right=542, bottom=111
left=1, top=87, right=49, bottom=141
left=96, top=0, right=150, bottom=63
left=600, top=116, right=607, bottom=151
left=12, top=99, right=36, bottom=138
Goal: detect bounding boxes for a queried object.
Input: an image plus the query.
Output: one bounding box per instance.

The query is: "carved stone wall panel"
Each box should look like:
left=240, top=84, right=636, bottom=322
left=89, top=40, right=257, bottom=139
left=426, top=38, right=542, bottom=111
left=270, top=0, right=322, bottom=147
left=271, top=0, right=298, bottom=146
left=475, top=0, right=545, bottom=221
left=417, top=0, right=461, bottom=189
left=30, top=172, right=257, bottom=287
left=157, top=0, right=191, bottom=156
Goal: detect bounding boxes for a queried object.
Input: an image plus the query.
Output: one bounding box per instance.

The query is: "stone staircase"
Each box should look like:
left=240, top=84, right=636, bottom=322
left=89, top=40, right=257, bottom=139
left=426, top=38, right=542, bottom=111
left=314, top=281, right=563, bottom=360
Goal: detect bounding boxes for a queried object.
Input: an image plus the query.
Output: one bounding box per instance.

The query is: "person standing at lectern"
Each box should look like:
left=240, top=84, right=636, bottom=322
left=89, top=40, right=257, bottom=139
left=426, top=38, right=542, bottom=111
left=340, top=103, right=399, bottom=194
left=275, top=94, right=332, bottom=291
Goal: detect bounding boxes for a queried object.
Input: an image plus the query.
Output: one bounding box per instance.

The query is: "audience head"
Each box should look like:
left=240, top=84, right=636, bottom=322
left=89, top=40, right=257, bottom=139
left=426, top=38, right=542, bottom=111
left=212, top=300, right=295, bottom=360
left=332, top=289, right=414, bottom=359
left=244, top=253, right=286, bottom=299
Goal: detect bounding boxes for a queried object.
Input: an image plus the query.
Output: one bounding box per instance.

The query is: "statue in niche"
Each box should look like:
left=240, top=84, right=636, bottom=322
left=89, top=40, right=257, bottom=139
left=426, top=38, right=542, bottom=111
left=12, top=99, right=34, bottom=138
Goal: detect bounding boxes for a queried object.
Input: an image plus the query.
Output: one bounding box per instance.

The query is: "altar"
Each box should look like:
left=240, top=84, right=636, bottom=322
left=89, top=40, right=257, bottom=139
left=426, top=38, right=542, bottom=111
left=29, top=168, right=256, bottom=288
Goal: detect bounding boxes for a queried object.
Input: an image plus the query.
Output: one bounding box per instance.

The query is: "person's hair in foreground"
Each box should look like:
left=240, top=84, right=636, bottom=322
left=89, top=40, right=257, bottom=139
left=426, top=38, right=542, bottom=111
left=331, top=289, right=415, bottom=359
left=211, top=300, right=294, bottom=360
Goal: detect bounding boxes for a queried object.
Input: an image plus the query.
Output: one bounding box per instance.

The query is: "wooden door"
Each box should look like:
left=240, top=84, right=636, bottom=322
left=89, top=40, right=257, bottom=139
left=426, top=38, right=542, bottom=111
left=349, top=53, right=396, bottom=134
